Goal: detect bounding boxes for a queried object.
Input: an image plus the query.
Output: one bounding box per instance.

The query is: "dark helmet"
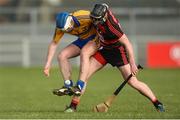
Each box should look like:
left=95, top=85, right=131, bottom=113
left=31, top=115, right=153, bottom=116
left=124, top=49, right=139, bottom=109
left=90, top=3, right=109, bottom=20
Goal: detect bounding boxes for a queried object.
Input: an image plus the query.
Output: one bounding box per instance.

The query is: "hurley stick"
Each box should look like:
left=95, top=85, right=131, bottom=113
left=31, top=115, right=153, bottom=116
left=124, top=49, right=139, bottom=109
left=93, top=65, right=143, bottom=112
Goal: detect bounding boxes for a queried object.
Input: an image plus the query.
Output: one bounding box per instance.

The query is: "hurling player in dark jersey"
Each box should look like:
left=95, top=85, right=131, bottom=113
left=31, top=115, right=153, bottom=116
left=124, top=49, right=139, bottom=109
left=90, top=3, right=164, bottom=112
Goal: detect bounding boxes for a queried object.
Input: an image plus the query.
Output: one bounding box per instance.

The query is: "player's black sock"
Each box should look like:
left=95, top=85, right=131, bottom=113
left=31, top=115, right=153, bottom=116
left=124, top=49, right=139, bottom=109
left=152, top=99, right=165, bottom=112
left=152, top=99, right=160, bottom=105
left=152, top=99, right=163, bottom=108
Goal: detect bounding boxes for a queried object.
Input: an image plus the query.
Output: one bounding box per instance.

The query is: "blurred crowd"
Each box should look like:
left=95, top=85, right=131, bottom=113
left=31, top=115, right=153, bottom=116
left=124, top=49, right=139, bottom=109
left=0, top=0, right=18, bottom=22
left=0, top=0, right=62, bottom=23
left=0, top=0, right=179, bottom=23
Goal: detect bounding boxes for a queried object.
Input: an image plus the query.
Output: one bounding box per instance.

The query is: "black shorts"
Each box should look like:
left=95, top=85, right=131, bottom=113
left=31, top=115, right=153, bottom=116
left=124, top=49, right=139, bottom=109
left=93, top=46, right=129, bottom=67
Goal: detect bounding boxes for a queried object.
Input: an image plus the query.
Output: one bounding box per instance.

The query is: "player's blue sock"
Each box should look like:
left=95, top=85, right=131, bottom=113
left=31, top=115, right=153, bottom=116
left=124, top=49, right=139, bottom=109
left=76, top=80, right=85, bottom=91
left=64, top=80, right=73, bottom=88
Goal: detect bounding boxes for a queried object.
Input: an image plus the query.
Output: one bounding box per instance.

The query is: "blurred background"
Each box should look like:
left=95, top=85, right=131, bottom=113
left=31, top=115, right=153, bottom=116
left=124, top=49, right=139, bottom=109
left=0, top=0, right=180, bottom=68
left=0, top=1, right=180, bottom=118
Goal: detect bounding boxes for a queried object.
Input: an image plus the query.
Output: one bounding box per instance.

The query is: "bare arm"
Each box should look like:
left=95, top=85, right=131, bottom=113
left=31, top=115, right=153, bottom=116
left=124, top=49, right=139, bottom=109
left=44, top=28, right=64, bottom=77
left=118, top=34, right=138, bottom=75
left=44, top=41, right=58, bottom=77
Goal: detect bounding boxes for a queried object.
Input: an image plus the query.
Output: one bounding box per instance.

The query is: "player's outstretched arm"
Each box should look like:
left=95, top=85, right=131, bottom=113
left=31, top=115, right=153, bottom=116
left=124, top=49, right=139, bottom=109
left=44, top=41, right=58, bottom=77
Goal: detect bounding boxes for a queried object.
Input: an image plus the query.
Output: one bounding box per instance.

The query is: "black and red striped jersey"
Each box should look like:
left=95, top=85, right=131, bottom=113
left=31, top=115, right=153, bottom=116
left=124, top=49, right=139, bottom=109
left=95, top=9, right=124, bottom=48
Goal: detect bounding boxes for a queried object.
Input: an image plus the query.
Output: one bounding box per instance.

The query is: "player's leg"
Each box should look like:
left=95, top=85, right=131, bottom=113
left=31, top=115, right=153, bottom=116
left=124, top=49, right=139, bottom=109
left=65, top=53, right=106, bottom=112
left=73, top=41, right=98, bottom=94
left=103, top=45, right=164, bottom=112
left=73, top=47, right=108, bottom=96
left=58, top=44, right=80, bottom=80
left=53, top=44, right=81, bottom=96
left=53, top=36, right=96, bottom=96
left=73, top=35, right=99, bottom=95
left=118, top=64, right=165, bottom=112
left=79, top=40, right=98, bottom=82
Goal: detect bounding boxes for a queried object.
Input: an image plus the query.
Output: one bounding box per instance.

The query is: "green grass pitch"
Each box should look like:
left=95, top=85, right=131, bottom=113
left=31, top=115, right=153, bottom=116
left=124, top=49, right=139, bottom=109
left=0, top=66, right=180, bottom=119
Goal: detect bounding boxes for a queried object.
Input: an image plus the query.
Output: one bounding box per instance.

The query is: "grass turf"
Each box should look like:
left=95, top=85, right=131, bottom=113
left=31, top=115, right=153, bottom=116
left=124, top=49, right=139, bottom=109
left=0, top=66, right=180, bottom=119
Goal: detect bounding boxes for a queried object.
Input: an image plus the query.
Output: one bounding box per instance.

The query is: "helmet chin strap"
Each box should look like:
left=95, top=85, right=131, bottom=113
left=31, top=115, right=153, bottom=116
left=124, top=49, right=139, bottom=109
left=102, top=17, right=106, bottom=23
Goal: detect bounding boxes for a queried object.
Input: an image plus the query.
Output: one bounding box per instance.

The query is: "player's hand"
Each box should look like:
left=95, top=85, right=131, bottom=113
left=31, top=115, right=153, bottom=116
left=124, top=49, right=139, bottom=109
left=44, top=67, right=50, bottom=77
left=130, top=64, right=138, bottom=76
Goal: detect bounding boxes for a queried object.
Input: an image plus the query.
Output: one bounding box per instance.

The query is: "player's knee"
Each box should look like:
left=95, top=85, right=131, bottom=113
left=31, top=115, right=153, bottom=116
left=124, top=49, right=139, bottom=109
left=80, top=50, right=90, bottom=59
left=58, top=51, right=68, bottom=61
left=128, top=77, right=138, bottom=85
